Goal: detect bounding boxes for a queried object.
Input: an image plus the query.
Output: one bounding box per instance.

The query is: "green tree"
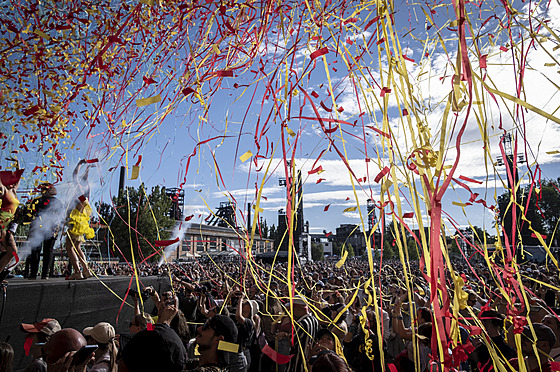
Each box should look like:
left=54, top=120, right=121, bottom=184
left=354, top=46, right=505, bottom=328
left=537, top=179, right=560, bottom=235
left=346, top=243, right=355, bottom=258
left=382, top=239, right=394, bottom=259
left=311, top=242, right=324, bottom=261
left=497, top=181, right=553, bottom=245
left=332, top=240, right=342, bottom=256
left=449, top=238, right=461, bottom=255
left=96, top=184, right=175, bottom=263
left=260, top=218, right=269, bottom=238
left=407, top=237, right=419, bottom=260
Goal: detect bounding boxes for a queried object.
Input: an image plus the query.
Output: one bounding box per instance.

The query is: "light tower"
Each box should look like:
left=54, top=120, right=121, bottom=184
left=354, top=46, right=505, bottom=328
left=367, top=199, right=376, bottom=232
left=496, top=132, right=526, bottom=255
left=277, top=162, right=306, bottom=260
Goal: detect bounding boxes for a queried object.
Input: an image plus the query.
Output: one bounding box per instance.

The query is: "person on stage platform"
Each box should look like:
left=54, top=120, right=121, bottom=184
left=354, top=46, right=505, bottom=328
left=0, top=169, right=24, bottom=282
left=65, top=160, right=95, bottom=280
left=23, top=183, right=63, bottom=280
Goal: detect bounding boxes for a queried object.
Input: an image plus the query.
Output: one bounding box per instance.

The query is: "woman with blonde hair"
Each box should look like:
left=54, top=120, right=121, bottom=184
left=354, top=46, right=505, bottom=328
left=65, top=160, right=95, bottom=280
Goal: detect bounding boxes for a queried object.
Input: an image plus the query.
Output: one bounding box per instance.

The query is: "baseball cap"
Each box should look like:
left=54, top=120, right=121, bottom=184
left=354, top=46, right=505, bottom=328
left=20, top=318, right=61, bottom=337
left=83, top=322, right=115, bottom=344
left=207, top=314, right=238, bottom=343
left=522, top=323, right=557, bottom=346
left=316, top=328, right=335, bottom=342
left=121, top=323, right=187, bottom=372
left=243, top=300, right=259, bottom=319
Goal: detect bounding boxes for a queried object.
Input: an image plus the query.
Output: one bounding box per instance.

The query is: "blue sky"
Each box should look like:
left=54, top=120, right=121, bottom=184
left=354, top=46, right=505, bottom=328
left=6, top=0, right=560, bottom=242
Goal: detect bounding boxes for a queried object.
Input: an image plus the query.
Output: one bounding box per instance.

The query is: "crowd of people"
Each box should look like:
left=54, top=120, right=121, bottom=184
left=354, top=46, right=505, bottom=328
left=2, top=167, right=560, bottom=371
left=1, top=256, right=560, bottom=372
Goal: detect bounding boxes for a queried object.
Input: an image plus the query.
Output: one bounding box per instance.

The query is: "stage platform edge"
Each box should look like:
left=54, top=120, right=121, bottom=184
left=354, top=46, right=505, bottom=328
left=0, top=275, right=171, bottom=372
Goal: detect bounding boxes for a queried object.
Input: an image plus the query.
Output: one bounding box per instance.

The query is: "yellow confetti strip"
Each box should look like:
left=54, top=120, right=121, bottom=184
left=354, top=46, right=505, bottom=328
left=136, top=95, right=161, bottom=107
left=131, top=165, right=140, bottom=180
left=218, top=341, right=239, bottom=353
left=335, top=250, right=348, bottom=268
left=239, top=150, right=253, bottom=162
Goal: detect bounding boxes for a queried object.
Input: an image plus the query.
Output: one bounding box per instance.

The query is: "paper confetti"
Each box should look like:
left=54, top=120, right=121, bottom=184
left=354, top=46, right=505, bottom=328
left=239, top=150, right=253, bottom=163
left=136, top=95, right=162, bottom=107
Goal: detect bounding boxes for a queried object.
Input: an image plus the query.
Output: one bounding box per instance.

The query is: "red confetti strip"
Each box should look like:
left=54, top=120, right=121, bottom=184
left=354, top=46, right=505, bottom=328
left=308, top=166, right=323, bottom=174
left=531, top=232, right=547, bottom=239
left=216, top=70, right=234, bottom=77
left=261, top=345, right=293, bottom=364
left=479, top=54, right=488, bottom=69
left=320, top=101, right=332, bottom=112
left=402, top=54, right=415, bottom=62
left=366, top=125, right=391, bottom=139
left=374, top=166, right=390, bottom=183
left=143, top=76, right=157, bottom=85
left=154, top=238, right=179, bottom=247
left=310, top=47, right=329, bottom=60
left=24, top=336, right=33, bottom=356
left=23, top=105, right=40, bottom=116
left=380, top=87, right=392, bottom=97
left=458, top=175, right=482, bottom=184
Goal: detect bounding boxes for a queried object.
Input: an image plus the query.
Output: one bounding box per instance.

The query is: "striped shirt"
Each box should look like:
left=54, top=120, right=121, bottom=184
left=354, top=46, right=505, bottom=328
left=286, top=313, right=319, bottom=372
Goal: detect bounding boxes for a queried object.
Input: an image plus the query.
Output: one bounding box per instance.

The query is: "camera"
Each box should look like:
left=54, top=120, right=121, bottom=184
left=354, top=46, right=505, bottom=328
left=195, top=282, right=212, bottom=294
left=128, top=288, right=148, bottom=300
left=127, top=287, right=154, bottom=300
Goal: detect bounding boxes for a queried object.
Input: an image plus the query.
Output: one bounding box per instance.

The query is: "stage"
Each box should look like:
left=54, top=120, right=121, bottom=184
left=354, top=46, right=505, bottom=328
left=0, top=275, right=171, bottom=372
